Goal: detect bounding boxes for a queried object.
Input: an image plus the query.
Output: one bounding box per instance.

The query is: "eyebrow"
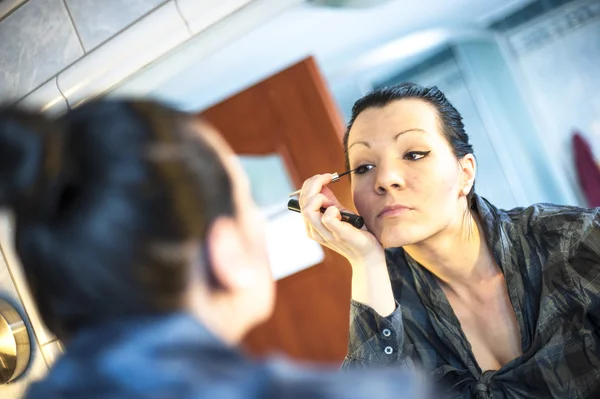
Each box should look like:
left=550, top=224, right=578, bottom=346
left=348, top=128, right=425, bottom=151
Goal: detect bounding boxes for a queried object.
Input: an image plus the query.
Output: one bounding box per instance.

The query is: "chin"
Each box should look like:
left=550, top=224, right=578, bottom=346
left=378, top=227, right=424, bottom=248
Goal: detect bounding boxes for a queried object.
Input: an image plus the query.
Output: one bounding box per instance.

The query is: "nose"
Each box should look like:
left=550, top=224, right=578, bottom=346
left=374, top=160, right=405, bottom=195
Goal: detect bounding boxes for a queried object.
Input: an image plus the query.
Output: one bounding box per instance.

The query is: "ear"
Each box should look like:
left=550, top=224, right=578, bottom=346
left=459, top=154, right=476, bottom=196
left=206, top=216, right=258, bottom=290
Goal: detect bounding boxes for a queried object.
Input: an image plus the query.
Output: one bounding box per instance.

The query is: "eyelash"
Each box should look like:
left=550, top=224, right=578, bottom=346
left=404, top=150, right=431, bottom=161
left=353, top=151, right=431, bottom=175
left=353, top=164, right=375, bottom=175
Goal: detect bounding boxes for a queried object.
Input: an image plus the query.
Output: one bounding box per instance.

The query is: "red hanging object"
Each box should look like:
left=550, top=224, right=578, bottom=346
left=572, top=131, right=600, bottom=207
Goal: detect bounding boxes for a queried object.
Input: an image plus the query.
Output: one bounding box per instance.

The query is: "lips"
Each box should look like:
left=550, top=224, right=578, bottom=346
left=377, top=204, right=411, bottom=218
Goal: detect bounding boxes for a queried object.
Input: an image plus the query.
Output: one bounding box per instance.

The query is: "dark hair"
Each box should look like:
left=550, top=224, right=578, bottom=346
left=0, top=99, right=235, bottom=338
left=343, top=83, right=475, bottom=202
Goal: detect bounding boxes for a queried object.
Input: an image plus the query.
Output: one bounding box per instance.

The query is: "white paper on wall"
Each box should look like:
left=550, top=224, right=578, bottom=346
left=238, top=154, right=325, bottom=280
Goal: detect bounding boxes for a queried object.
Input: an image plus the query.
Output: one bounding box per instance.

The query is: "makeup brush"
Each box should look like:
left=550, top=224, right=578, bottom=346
left=288, top=168, right=355, bottom=198
left=287, top=198, right=365, bottom=229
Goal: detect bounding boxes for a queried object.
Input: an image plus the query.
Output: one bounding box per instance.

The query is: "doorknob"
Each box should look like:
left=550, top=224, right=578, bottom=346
left=0, top=299, right=30, bottom=384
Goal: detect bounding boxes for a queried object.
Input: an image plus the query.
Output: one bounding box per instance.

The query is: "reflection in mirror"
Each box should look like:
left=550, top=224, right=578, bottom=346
left=238, top=154, right=324, bottom=280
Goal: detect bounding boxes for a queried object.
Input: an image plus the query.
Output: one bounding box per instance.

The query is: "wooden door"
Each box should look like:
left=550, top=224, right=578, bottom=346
left=200, top=57, right=353, bottom=364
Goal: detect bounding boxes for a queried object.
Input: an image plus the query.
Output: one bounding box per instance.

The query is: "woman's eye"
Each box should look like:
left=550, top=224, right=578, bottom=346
left=353, top=164, right=375, bottom=175
left=404, top=151, right=431, bottom=161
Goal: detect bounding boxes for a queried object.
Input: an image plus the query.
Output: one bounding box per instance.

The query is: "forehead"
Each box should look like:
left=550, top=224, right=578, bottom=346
left=349, top=99, right=440, bottom=140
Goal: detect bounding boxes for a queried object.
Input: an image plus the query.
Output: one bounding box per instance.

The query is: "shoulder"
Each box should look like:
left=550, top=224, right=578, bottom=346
left=507, top=203, right=595, bottom=235
left=262, top=356, right=430, bottom=399
left=478, top=195, right=596, bottom=240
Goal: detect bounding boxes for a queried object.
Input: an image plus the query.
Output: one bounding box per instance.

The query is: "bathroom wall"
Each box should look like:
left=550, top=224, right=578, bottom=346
left=0, top=0, right=170, bottom=102
left=0, top=0, right=285, bottom=112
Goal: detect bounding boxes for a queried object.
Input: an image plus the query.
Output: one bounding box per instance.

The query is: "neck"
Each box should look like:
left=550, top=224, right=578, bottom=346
left=185, top=283, right=247, bottom=346
left=404, top=207, right=496, bottom=287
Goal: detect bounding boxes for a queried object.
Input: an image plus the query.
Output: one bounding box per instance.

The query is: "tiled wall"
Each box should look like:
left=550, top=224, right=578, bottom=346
left=0, top=0, right=266, bottom=114
left=66, top=0, right=167, bottom=51
left=0, top=0, right=83, bottom=101
left=0, top=0, right=169, bottom=103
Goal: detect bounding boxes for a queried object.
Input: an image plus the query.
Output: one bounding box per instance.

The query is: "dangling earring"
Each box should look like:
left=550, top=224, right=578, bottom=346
left=460, top=199, right=474, bottom=241
left=461, top=185, right=474, bottom=241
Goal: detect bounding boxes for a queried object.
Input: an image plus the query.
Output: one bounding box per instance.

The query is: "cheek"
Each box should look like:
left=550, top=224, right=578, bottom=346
left=351, top=181, right=373, bottom=217
left=437, top=170, right=460, bottom=198
left=409, top=164, right=458, bottom=199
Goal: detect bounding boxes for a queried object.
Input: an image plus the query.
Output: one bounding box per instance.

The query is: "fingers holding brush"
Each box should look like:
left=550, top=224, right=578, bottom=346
left=320, top=205, right=380, bottom=260
left=295, top=173, right=380, bottom=262
left=298, top=174, right=345, bottom=210
left=298, top=174, right=346, bottom=230
left=298, top=174, right=347, bottom=244
left=302, top=193, right=336, bottom=242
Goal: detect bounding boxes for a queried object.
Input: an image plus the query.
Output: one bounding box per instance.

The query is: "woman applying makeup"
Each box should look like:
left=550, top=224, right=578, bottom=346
left=0, top=99, right=430, bottom=399
left=298, top=83, right=600, bottom=398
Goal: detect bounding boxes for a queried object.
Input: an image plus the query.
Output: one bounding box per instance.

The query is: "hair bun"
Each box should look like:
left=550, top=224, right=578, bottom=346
left=0, top=109, right=45, bottom=208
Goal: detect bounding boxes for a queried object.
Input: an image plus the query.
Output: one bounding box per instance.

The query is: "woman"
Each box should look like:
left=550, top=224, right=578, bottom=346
left=299, top=83, right=600, bottom=398
left=0, top=99, right=427, bottom=398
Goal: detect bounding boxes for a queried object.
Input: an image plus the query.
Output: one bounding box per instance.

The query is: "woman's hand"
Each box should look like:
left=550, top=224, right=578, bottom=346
left=299, top=173, right=395, bottom=316
left=298, top=174, right=384, bottom=267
